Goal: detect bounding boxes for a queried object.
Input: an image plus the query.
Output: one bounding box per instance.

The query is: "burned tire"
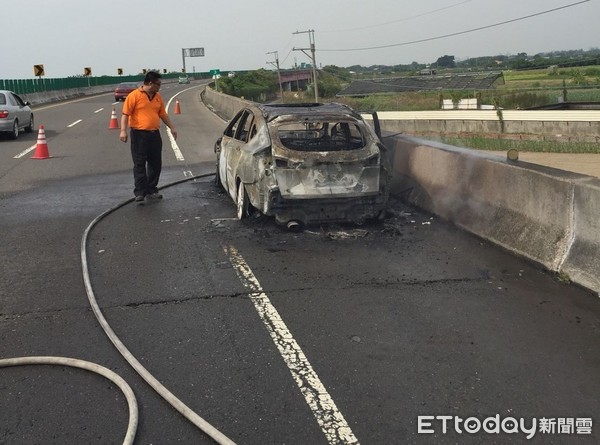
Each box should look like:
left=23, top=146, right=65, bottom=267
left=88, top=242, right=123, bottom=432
left=236, top=181, right=250, bottom=220
left=214, top=152, right=223, bottom=188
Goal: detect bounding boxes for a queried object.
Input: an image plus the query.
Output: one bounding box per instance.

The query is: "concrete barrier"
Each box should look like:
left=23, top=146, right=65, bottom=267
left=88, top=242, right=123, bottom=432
left=22, top=85, right=117, bottom=106
left=202, top=86, right=252, bottom=121
left=201, top=88, right=600, bottom=296
left=388, top=135, right=600, bottom=296
left=559, top=181, right=600, bottom=293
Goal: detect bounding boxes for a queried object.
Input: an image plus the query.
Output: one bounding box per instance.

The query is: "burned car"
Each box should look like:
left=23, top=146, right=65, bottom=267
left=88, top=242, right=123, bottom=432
left=214, top=102, right=391, bottom=228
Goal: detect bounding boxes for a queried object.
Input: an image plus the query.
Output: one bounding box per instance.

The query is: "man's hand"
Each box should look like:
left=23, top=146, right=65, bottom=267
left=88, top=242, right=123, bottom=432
left=119, top=130, right=128, bottom=143
left=170, top=128, right=178, bottom=140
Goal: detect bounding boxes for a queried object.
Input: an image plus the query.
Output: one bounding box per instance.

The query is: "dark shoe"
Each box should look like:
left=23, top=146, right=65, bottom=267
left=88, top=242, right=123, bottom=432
left=134, top=195, right=145, bottom=203
left=146, top=192, right=163, bottom=200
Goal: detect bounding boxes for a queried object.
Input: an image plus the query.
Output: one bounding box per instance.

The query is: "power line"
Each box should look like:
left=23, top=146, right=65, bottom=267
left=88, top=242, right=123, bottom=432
left=320, top=0, right=591, bottom=52
left=321, top=0, right=473, bottom=33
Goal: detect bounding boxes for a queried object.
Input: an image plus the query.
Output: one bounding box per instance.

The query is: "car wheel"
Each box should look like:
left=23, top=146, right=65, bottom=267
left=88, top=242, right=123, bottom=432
left=236, top=181, right=250, bottom=220
left=10, top=120, right=19, bottom=140
left=25, top=115, right=34, bottom=133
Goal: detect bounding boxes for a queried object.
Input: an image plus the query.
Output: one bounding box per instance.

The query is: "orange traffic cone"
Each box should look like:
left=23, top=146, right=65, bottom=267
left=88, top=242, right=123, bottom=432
left=31, top=125, right=52, bottom=160
left=174, top=100, right=181, bottom=114
left=109, top=108, right=119, bottom=129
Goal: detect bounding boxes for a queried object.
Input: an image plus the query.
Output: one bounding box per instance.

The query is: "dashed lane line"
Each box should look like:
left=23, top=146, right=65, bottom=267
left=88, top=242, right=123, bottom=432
left=13, top=145, right=37, bottom=159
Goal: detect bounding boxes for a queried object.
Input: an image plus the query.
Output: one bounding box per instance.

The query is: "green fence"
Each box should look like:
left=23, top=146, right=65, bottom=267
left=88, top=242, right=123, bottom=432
left=0, top=72, right=207, bottom=95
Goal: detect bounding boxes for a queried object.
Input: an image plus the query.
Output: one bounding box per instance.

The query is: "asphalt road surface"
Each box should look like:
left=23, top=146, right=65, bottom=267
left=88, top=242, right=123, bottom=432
left=1, top=83, right=598, bottom=444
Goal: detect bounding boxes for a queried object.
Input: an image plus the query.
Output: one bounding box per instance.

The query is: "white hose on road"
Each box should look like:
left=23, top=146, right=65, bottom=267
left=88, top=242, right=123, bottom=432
left=80, top=174, right=236, bottom=445
left=0, top=356, right=138, bottom=445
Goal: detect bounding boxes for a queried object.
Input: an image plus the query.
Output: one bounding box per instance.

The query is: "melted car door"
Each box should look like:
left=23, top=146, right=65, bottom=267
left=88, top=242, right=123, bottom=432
left=222, top=110, right=254, bottom=200
left=220, top=110, right=244, bottom=200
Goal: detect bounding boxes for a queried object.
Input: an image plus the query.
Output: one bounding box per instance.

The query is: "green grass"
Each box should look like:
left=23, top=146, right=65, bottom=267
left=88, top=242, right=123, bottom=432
left=439, top=137, right=600, bottom=153
left=565, top=88, right=600, bottom=102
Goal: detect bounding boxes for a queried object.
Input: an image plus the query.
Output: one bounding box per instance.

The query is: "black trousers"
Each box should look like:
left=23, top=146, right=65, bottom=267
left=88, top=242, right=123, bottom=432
left=130, top=129, right=162, bottom=197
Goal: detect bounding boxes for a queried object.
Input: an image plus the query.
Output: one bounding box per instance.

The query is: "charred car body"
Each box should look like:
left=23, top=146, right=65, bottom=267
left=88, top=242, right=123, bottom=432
left=214, top=102, right=391, bottom=227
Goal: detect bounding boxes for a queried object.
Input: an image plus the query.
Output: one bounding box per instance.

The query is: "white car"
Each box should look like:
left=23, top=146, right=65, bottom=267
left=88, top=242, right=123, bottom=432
left=0, top=90, right=34, bottom=139
left=178, top=75, right=190, bottom=84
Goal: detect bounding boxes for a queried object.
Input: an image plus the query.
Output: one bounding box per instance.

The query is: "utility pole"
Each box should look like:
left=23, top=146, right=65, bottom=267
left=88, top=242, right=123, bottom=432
left=266, top=51, right=284, bottom=103
left=293, top=29, right=319, bottom=102
left=294, top=58, right=300, bottom=93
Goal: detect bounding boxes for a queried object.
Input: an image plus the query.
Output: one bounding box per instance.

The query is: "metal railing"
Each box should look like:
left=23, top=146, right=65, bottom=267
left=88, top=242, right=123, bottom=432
left=0, top=73, right=203, bottom=95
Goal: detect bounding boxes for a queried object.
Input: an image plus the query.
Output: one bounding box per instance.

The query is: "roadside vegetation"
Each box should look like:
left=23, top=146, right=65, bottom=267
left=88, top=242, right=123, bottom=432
left=436, top=137, right=600, bottom=154
left=337, top=66, right=600, bottom=112
left=215, top=49, right=600, bottom=153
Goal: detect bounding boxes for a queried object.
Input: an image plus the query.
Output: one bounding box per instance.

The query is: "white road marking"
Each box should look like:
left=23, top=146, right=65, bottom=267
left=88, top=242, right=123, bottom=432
left=164, top=86, right=198, bottom=164
left=14, top=145, right=37, bottom=159
left=68, top=119, right=82, bottom=127
left=166, top=128, right=185, bottom=161
left=94, top=108, right=104, bottom=113
left=223, top=244, right=360, bottom=445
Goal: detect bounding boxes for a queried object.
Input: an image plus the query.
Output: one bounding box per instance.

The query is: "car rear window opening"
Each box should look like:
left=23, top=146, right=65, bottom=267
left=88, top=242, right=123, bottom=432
left=277, top=121, right=365, bottom=152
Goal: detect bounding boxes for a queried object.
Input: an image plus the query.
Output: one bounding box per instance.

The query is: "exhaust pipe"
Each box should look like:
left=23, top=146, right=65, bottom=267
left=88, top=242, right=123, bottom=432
left=286, top=220, right=302, bottom=232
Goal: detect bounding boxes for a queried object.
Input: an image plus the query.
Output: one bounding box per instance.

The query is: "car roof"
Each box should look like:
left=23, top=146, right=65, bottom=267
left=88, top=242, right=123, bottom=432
left=254, top=102, right=362, bottom=122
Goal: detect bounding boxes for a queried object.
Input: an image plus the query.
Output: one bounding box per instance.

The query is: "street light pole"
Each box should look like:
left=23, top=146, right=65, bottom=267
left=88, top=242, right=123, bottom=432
left=293, top=29, right=319, bottom=102
left=266, top=51, right=284, bottom=103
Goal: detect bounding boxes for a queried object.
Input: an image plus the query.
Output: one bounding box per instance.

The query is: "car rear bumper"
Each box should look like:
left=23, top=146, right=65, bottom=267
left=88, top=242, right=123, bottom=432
left=265, top=188, right=388, bottom=225
left=0, top=119, right=15, bottom=131
left=275, top=165, right=381, bottom=199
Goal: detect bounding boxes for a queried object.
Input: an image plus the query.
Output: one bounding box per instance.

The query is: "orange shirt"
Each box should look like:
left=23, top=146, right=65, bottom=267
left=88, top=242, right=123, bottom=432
left=122, top=87, right=167, bottom=130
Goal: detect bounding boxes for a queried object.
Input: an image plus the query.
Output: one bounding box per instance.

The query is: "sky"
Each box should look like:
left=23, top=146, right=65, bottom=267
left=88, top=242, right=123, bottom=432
left=1, top=0, right=598, bottom=79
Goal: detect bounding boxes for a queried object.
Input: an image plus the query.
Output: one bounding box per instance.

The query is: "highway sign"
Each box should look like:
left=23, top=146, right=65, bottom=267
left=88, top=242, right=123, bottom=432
left=209, top=69, right=220, bottom=76
left=34, top=64, right=45, bottom=77
left=184, top=47, right=204, bottom=57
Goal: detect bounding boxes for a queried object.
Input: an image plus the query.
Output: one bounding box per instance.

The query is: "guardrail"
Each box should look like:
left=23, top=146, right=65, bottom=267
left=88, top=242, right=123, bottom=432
left=9, top=78, right=179, bottom=107
left=0, top=76, right=142, bottom=95
left=375, top=110, right=600, bottom=142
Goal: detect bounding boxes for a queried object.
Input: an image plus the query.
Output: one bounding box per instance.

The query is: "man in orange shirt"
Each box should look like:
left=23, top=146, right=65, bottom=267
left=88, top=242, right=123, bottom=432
left=119, top=71, right=177, bottom=203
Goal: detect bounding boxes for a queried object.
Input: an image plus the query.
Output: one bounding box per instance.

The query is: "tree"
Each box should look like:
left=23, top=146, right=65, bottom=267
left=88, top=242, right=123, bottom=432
left=219, top=69, right=278, bottom=101
left=322, top=65, right=351, bottom=80
left=435, top=55, right=456, bottom=69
